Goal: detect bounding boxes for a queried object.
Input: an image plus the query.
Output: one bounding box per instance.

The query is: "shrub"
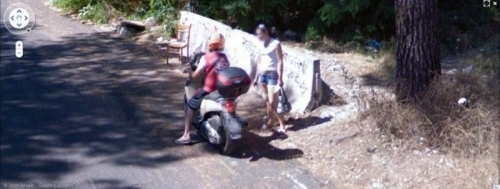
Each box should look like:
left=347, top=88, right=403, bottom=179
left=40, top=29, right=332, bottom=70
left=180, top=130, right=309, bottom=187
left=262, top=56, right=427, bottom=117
left=77, top=3, right=109, bottom=24
left=305, top=18, right=323, bottom=42
left=52, top=0, right=180, bottom=34
left=52, top=0, right=93, bottom=13
left=360, top=72, right=499, bottom=156
left=146, top=0, right=176, bottom=23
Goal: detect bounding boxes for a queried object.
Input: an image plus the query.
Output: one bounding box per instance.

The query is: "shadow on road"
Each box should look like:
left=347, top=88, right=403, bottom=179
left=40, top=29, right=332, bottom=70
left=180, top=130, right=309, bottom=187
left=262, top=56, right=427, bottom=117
left=237, top=131, right=304, bottom=161
left=1, top=21, right=312, bottom=185
left=0, top=24, right=192, bottom=183
left=88, top=179, right=141, bottom=189
left=286, top=116, right=331, bottom=132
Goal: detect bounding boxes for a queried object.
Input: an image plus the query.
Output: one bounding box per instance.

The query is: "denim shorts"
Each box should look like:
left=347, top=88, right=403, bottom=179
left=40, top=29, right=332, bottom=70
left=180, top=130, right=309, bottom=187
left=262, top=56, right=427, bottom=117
left=187, top=89, right=210, bottom=110
left=258, top=71, right=278, bottom=85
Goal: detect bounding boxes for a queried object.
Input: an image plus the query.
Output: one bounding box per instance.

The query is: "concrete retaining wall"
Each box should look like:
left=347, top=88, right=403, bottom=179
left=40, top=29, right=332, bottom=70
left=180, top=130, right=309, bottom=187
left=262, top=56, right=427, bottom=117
left=180, top=11, right=322, bottom=114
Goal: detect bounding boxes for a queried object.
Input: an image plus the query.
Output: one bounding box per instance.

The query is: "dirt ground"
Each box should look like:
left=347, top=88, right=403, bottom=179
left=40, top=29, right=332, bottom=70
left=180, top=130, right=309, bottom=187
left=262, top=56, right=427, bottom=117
left=269, top=44, right=499, bottom=189
left=126, top=29, right=498, bottom=189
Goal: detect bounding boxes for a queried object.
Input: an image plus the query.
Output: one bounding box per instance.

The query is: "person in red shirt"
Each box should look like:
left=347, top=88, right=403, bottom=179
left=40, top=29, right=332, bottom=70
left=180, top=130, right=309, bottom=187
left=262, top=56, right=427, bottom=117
left=176, top=33, right=230, bottom=144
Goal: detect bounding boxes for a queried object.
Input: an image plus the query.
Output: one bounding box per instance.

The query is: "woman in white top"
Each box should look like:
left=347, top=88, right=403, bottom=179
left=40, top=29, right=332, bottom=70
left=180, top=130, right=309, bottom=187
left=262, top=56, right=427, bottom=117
left=252, top=24, right=286, bottom=133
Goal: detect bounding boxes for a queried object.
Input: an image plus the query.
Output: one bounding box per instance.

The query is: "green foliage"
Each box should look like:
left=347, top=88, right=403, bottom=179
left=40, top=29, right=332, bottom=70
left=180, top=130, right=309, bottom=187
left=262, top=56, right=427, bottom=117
left=77, top=3, right=108, bottom=24
left=305, top=17, right=323, bottom=41
left=197, top=0, right=394, bottom=42
left=197, top=0, right=294, bottom=31
left=438, top=0, right=497, bottom=54
left=53, top=0, right=109, bottom=23
left=318, top=0, right=371, bottom=26
left=106, top=0, right=148, bottom=14
left=53, top=0, right=497, bottom=51
left=316, top=0, right=394, bottom=42
left=305, top=27, right=321, bottom=41
left=52, top=0, right=94, bottom=13
left=147, top=0, right=174, bottom=21
left=52, top=0, right=180, bottom=37
left=146, top=0, right=178, bottom=37
left=223, top=0, right=252, bottom=29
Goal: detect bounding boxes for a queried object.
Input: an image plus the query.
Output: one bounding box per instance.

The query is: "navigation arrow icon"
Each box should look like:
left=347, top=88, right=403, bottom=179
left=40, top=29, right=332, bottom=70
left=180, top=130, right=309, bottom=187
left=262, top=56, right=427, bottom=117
left=25, top=16, right=28, bottom=21
left=11, top=16, right=14, bottom=21
left=17, top=23, right=21, bottom=27
left=17, top=9, right=22, bottom=13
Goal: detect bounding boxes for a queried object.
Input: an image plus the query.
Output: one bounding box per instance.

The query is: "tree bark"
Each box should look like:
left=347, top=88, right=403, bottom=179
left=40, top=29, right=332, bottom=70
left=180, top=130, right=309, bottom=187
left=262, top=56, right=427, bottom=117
left=395, top=0, right=441, bottom=101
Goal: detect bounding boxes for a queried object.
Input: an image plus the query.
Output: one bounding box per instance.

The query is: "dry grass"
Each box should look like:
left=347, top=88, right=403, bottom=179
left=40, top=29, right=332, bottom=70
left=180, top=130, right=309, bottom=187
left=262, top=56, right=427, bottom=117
left=359, top=53, right=500, bottom=156
left=272, top=37, right=500, bottom=188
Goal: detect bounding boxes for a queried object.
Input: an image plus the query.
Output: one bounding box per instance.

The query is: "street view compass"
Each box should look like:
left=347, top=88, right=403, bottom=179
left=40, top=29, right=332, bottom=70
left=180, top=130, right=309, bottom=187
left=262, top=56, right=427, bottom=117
left=3, top=3, right=36, bottom=35
left=9, top=8, right=30, bottom=29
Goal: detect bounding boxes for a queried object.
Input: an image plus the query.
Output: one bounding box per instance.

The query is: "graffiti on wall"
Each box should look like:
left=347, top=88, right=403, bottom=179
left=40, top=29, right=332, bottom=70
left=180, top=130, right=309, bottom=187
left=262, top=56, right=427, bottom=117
left=222, top=30, right=261, bottom=79
left=240, top=36, right=260, bottom=62
left=180, top=11, right=319, bottom=113
left=283, top=52, right=309, bottom=96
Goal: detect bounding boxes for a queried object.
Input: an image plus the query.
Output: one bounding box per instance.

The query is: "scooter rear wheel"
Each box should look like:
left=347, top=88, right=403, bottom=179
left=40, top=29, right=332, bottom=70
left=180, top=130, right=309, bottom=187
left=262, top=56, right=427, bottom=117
left=186, top=94, right=237, bottom=155
left=219, top=117, right=237, bottom=155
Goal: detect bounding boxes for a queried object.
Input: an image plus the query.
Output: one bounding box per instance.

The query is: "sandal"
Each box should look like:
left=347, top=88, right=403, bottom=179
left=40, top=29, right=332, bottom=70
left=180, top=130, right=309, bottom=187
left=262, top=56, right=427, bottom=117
left=175, top=138, right=192, bottom=145
left=262, top=118, right=275, bottom=130
left=261, top=124, right=269, bottom=130
left=276, top=127, right=286, bottom=134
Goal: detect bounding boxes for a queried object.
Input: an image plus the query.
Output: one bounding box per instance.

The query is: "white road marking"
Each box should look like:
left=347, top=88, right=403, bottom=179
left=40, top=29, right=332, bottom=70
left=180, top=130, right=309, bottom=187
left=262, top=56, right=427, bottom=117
left=285, top=173, right=308, bottom=189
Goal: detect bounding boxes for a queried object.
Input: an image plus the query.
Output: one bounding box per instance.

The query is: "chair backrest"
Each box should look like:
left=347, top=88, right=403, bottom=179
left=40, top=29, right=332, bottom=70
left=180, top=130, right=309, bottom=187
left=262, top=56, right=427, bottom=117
left=176, top=24, right=191, bottom=43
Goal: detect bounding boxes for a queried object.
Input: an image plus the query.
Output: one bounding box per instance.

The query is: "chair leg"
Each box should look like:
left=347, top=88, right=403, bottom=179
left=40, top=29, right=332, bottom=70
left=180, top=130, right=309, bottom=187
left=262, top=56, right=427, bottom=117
left=179, top=49, right=183, bottom=64
left=165, top=47, right=169, bottom=64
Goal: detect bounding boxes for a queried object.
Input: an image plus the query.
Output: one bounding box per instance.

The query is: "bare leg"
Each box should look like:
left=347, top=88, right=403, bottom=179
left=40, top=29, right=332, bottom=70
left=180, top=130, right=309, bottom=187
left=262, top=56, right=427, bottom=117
left=177, top=107, right=195, bottom=142
left=266, top=102, right=274, bottom=126
left=260, top=84, right=274, bottom=127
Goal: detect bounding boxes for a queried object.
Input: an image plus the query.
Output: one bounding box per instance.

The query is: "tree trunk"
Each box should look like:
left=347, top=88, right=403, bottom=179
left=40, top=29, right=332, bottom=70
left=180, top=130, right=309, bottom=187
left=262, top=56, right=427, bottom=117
left=395, top=0, right=441, bottom=101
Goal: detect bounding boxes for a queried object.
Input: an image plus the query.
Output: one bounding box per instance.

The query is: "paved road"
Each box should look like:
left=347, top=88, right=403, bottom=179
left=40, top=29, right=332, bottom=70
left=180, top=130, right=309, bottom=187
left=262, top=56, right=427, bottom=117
left=0, top=0, right=329, bottom=188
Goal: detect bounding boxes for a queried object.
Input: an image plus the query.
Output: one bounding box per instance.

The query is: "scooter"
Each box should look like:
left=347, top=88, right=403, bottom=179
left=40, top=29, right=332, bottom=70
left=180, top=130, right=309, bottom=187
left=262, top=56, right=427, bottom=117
left=183, top=52, right=251, bottom=155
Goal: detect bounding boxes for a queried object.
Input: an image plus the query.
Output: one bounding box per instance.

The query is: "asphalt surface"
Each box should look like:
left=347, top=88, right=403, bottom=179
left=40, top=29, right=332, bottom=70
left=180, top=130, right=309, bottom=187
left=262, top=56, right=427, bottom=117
left=0, top=0, right=329, bottom=188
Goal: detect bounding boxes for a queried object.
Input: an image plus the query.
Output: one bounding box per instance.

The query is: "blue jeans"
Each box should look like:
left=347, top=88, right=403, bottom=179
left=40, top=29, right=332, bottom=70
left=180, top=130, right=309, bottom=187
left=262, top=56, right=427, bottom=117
left=258, top=71, right=278, bottom=85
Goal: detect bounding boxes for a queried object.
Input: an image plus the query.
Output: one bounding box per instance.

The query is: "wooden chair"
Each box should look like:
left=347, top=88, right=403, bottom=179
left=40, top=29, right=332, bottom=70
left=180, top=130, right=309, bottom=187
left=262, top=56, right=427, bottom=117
left=166, top=24, right=191, bottom=64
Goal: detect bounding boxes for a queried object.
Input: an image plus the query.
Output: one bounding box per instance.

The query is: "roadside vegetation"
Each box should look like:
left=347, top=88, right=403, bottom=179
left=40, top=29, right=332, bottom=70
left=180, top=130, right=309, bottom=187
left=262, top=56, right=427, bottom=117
left=359, top=48, right=499, bottom=156
left=52, top=0, right=181, bottom=37
left=355, top=0, right=499, bottom=155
